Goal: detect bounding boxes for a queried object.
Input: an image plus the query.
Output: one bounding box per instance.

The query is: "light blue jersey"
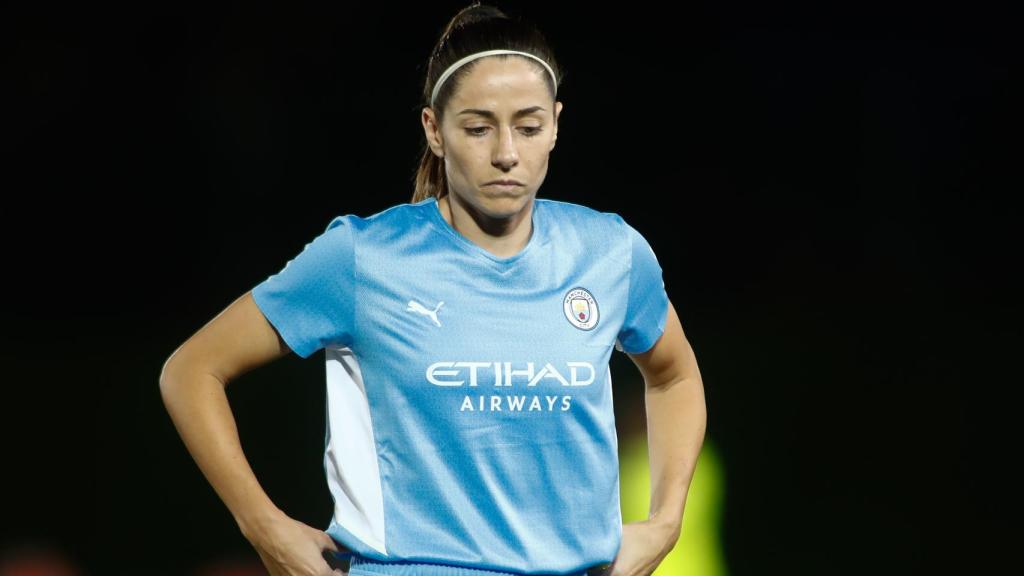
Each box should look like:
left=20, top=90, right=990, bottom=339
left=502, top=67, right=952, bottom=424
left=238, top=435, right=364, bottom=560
left=251, top=196, right=670, bottom=576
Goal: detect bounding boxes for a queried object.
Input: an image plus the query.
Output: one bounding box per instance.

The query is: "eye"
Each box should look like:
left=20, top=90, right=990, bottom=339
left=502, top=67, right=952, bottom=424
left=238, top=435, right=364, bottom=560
left=464, top=127, right=544, bottom=138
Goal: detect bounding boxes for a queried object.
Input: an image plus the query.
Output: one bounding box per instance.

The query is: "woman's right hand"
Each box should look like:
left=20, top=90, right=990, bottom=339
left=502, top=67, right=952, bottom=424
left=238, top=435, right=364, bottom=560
left=241, top=510, right=350, bottom=576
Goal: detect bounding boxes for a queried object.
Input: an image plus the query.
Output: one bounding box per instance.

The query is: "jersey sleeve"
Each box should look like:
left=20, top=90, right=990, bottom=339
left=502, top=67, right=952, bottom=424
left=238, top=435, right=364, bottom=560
left=615, top=221, right=670, bottom=355
left=251, top=216, right=356, bottom=359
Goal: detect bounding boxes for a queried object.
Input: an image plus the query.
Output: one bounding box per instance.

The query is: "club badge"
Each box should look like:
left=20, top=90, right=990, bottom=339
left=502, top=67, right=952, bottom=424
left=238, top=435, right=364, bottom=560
left=563, top=287, right=599, bottom=330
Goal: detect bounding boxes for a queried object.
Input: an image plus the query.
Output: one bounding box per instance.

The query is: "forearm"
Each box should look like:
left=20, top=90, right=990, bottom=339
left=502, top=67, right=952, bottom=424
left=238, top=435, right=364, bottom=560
left=159, top=365, right=283, bottom=538
left=644, top=373, right=707, bottom=535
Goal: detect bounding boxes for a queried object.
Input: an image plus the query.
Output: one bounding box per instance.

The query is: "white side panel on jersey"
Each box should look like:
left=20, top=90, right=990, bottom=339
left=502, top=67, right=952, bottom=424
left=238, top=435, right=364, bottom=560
left=323, top=347, right=388, bottom=555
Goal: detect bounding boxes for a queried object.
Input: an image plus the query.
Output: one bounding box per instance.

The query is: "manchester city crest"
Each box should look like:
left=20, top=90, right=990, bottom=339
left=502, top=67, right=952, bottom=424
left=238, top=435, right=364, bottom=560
left=563, top=287, right=599, bottom=330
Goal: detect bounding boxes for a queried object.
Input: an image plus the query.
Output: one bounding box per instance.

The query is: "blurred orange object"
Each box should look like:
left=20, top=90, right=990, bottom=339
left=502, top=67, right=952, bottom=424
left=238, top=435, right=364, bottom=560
left=0, top=545, right=81, bottom=576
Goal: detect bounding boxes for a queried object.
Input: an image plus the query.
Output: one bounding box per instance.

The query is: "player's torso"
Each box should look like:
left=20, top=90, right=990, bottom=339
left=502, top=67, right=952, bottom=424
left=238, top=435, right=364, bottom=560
left=349, top=202, right=630, bottom=439
left=323, top=200, right=628, bottom=565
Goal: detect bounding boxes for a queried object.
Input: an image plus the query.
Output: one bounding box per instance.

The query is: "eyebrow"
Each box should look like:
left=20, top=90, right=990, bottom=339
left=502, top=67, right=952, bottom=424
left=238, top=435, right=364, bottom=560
left=457, top=106, right=546, bottom=118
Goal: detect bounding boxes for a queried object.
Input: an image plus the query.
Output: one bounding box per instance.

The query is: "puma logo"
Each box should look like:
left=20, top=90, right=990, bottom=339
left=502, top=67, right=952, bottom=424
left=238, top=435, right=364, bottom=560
left=406, top=299, right=444, bottom=327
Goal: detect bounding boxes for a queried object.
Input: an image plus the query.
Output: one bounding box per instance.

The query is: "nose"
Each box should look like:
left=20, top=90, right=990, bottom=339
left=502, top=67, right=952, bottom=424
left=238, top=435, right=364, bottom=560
left=492, top=125, right=519, bottom=169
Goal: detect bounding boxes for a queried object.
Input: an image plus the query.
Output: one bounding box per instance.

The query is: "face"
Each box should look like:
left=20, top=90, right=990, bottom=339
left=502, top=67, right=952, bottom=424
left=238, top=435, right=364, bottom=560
left=422, top=55, right=563, bottom=218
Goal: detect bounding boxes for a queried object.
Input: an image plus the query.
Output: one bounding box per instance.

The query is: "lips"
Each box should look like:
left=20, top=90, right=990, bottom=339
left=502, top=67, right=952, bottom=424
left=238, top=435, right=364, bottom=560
left=486, top=180, right=524, bottom=186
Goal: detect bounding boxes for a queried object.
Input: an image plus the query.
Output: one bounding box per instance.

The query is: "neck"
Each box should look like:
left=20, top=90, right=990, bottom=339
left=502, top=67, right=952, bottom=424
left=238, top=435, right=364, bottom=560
left=439, top=193, right=534, bottom=259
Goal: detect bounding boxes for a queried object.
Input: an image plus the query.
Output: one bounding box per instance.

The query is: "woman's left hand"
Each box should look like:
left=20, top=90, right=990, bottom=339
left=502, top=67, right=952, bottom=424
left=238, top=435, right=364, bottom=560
left=604, top=519, right=679, bottom=576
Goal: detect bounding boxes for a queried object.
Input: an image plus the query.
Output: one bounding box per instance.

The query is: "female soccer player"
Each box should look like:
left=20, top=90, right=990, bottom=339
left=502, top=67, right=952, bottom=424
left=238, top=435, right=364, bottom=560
left=159, top=3, right=707, bottom=576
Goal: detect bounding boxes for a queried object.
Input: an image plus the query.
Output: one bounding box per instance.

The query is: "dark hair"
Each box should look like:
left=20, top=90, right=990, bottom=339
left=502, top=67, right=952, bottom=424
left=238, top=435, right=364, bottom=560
left=410, top=2, right=563, bottom=203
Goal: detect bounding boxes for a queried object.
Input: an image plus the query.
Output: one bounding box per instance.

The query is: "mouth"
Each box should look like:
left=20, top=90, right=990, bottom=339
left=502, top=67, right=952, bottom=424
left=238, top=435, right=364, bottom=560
left=485, top=179, right=525, bottom=186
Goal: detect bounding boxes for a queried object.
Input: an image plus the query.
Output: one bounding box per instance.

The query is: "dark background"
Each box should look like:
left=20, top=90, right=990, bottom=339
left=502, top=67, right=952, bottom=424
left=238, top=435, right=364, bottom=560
left=5, top=1, right=1018, bottom=574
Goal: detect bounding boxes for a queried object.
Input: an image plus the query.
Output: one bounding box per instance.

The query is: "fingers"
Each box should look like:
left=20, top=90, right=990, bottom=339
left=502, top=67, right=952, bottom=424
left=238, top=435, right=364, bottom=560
left=321, top=541, right=350, bottom=575
left=321, top=531, right=340, bottom=552
left=318, top=558, right=347, bottom=576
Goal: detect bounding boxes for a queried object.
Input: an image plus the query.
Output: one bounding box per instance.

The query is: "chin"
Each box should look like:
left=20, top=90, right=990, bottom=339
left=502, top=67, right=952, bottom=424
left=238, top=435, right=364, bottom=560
left=481, top=192, right=532, bottom=213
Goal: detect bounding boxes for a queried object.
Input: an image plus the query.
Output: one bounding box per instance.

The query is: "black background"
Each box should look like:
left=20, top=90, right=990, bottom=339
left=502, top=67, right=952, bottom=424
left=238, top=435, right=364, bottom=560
left=4, top=1, right=1019, bottom=574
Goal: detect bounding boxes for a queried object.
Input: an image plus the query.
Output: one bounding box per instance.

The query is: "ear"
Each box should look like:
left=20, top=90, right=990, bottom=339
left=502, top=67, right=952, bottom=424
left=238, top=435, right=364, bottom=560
left=550, top=101, right=563, bottom=152
left=421, top=106, right=445, bottom=158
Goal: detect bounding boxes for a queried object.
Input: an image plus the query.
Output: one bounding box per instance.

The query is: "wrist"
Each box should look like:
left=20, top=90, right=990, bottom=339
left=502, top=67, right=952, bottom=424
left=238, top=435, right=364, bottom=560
left=646, top=514, right=681, bottom=550
left=235, top=504, right=286, bottom=542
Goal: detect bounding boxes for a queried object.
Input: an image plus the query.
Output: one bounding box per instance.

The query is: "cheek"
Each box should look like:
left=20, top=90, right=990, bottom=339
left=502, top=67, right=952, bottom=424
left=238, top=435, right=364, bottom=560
left=451, top=147, right=492, bottom=171
left=443, top=155, right=479, bottom=186
left=444, top=149, right=473, bottom=173
left=443, top=138, right=476, bottom=159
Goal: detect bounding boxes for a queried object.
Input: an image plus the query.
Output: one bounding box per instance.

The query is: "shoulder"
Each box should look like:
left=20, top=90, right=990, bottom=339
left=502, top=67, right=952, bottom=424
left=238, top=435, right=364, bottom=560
left=322, top=198, right=435, bottom=236
left=536, top=197, right=632, bottom=245
left=536, top=197, right=627, bottom=228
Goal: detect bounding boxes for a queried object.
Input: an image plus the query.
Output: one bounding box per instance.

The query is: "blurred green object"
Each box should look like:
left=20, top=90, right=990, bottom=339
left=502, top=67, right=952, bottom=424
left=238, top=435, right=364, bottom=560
left=619, top=433, right=727, bottom=576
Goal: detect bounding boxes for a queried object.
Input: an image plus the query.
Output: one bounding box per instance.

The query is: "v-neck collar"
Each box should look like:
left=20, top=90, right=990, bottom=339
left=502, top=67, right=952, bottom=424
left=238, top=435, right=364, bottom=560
left=423, top=196, right=547, bottom=268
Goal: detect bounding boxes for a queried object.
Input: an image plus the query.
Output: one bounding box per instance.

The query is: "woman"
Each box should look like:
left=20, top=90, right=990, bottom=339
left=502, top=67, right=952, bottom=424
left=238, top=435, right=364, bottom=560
left=159, top=3, right=707, bottom=576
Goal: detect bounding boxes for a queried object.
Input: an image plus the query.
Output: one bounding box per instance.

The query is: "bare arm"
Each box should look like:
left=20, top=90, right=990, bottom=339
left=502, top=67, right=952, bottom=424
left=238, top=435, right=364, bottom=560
left=609, top=299, right=707, bottom=576
left=159, top=290, right=291, bottom=535
left=629, top=299, right=706, bottom=536
left=158, top=291, right=344, bottom=575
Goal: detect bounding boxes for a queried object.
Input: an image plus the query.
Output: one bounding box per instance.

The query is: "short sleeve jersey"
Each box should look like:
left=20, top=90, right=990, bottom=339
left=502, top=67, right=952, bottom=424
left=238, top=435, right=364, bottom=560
left=251, top=196, right=670, bottom=576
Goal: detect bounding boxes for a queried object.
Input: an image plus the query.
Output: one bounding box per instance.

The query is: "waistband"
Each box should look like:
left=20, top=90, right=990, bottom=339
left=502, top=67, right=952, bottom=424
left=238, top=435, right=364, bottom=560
left=349, top=554, right=609, bottom=576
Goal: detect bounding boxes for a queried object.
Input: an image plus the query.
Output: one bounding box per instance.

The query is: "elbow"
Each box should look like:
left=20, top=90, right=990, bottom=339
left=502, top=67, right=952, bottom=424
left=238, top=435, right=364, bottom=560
left=159, top=353, right=185, bottom=399
left=159, top=349, right=229, bottom=399
left=158, top=355, right=210, bottom=417
left=158, top=347, right=202, bottom=396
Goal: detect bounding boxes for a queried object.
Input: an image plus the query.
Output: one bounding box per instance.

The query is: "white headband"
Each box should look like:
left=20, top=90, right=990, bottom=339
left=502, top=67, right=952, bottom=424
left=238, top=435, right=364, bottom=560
left=430, top=49, right=557, bottom=108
